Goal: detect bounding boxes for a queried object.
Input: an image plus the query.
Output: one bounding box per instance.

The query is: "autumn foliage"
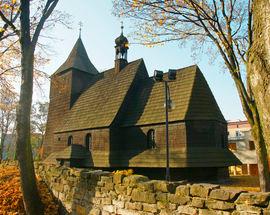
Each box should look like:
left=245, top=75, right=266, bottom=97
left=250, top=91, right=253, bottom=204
left=0, top=164, right=59, bottom=215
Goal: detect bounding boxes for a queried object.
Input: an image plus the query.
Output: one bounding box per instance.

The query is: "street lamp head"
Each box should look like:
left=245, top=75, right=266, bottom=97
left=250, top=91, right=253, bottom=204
left=154, top=70, right=164, bottom=82
left=168, top=69, right=177, bottom=80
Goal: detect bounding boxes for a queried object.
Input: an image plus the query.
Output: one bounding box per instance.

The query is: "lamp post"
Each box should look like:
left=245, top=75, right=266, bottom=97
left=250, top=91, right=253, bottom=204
left=154, top=69, right=176, bottom=181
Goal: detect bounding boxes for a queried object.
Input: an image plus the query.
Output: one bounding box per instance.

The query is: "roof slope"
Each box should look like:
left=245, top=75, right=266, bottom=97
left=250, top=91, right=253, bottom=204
left=55, top=59, right=144, bottom=132
left=53, top=38, right=98, bottom=75
left=120, top=65, right=225, bottom=126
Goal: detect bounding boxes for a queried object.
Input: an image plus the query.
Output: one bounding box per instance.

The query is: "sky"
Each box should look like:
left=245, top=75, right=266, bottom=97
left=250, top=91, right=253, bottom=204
left=38, top=0, right=246, bottom=121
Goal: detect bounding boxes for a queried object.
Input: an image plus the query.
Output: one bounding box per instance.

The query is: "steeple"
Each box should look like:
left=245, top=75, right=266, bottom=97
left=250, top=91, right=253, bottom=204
left=114, top=22, right=129, bottom=73
left=53, top=37, right=98, bottom=76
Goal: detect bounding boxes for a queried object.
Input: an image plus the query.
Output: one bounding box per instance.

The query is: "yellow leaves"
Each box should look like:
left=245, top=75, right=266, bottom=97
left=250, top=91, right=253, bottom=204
left=0, top=27, right=5, bottom=32
left=113, top=169, right=134, bottom=176
left=158, top=18, right=165, bottom=26
left=12, top=0, right=16, bottom=4
left=0, top=165, right=60, bottom=215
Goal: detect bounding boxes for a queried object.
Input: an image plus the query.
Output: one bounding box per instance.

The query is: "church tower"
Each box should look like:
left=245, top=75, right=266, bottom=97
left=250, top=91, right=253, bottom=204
left=114, top=24, right=129, bottom=73
left=43, top=37, right=98, bottom=157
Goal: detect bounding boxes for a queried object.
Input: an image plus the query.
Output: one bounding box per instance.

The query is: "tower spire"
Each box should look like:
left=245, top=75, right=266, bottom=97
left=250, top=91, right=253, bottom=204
left=79, top=21, right=83, bottom=38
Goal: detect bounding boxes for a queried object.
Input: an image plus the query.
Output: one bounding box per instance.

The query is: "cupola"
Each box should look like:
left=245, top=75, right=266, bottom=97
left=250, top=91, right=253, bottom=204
left=115, top=23, right=129, bottom=73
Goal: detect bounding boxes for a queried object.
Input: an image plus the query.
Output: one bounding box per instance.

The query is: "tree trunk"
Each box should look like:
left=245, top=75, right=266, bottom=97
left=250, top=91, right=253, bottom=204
left=0, top=131, right=7, bottom=162
left=248, top=0, right=270, bottom=150
left=247, top=0, right=270, bottom=191
left=16, top=1, right=44, bottom=214
left=251, top=114, right=270, bottom=191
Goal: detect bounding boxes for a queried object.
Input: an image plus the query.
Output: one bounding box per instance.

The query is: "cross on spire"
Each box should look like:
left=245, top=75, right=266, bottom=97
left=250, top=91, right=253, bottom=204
left=79, top=21, right=83, bottom=38
left=121, top=21, right=124, bottom=34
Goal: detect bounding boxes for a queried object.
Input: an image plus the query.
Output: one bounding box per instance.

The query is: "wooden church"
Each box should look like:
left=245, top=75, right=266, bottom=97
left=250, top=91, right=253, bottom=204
left=43, top=28, right=240, bottom=179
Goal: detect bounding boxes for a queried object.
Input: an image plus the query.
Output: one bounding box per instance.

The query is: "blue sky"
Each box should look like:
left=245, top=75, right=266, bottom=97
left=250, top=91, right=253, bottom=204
left=40, top=1, right=246, bottom=121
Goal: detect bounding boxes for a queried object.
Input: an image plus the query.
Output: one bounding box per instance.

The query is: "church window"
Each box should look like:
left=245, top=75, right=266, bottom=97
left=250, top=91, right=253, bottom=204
left=85, top=133, right=92, bottom=151
left=68, top=136, right=73, bottom=146
left=147, top=129, right=156, bottom=149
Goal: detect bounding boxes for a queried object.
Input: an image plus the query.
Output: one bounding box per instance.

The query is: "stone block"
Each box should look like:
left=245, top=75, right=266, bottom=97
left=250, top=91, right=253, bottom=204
left=177, top=205, right=198, bottom=214
left=125, top=202, right=142, bottom=210
left=88, top=208, right=101, bottom=215
left=137, top=181, right=154, bottom=192
left=143, top=203, right=158, bottom=213
left=116, top=208, right=141, bottom=215
left=191, top=197, right=205, bottom=208
left=112, top=199, right=125, bottom=209
left=100, top=176, right=113, bottom=183
left=131, top=189, right=156, bottom=204
left=206, top=199, right=235, bottom=211
left=101, top=197, right=112, bottom=205
left=199, top=209, right=230, bottom=215
left=190, top=184, right=219, bottom=198
left=236, top=204, right=262, bottom=213
left=115, top=184, right=127, bottom=195
left=101, top=211, right=110, bottom=215
left=175, top=185, right=190, bottom=197
left=118, top=194, right=132, bottom=202
left=91, top=197, right=101, bottom=205
left=104, top=182, right=114, bottom=191
left=168, top=203, right=177, bottom=210
left=209, top=189, right=230, bottom=201
left=156, top=192, right=168, bottom=202
left=168, top=194, right=190, bottom=205
left=90, top=170, right=111, bottom=181
left=95, top=191, right=106, bottom=198
left=264, top=208, right=270, bottom=215
left=235, top=192, right=270, bottom=206
left=157, top=201, right=166, bottom=209
left=81, top=171, right=92, bottom=179
left=113, top=173, right=125, bottom=184
left=127, top=187, right=133, bottom=196
left=229, top=190, right=243, bottom=201
left=108, top=191, right=118, bottom=200
left=153, top=180, right=178, bottom=193
left=102, top=205, right=115, bottom=213
left=123, top=175, right=149, bottom=187
left=160, top=209, right=173, bottom=215
left=96, top=181, right=104, bottom=187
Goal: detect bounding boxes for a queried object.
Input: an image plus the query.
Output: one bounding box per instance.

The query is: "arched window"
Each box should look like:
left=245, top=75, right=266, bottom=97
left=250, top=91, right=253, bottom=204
left=68, top=136, right=73, bottom=146
left=85, top=133, right=92, bottom=151
left=147, top=129, right=156, bottom=149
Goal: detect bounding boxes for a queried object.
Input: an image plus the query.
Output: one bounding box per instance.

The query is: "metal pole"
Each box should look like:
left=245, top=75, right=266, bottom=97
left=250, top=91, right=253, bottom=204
left=165, top=81, right=170, bottom=181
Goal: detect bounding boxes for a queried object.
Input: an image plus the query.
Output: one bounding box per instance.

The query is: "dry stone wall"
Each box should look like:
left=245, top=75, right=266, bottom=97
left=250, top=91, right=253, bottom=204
left=35, top=163, right=270, bottom=215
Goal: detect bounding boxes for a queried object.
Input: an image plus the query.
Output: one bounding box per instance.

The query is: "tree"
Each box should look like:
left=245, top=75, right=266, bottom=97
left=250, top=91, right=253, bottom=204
left=0, top=85, right=17, bottom=161
left=113, top=0, right=270, bottom=191
left=0, top=0, right=59, bottom=213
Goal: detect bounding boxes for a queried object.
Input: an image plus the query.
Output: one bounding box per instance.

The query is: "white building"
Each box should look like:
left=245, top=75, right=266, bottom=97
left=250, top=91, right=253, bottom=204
left=227, top=120, right=258, bottom=175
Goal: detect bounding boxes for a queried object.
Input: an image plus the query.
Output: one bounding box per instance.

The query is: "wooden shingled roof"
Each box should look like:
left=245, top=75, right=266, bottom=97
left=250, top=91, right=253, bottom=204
left=55, top=59, right=145, bottom=133
left=55, top=61, right=225, bottom=132
left=53, top=38, right=98, bottom=76
left=120, top=65, right=225, bottom=127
